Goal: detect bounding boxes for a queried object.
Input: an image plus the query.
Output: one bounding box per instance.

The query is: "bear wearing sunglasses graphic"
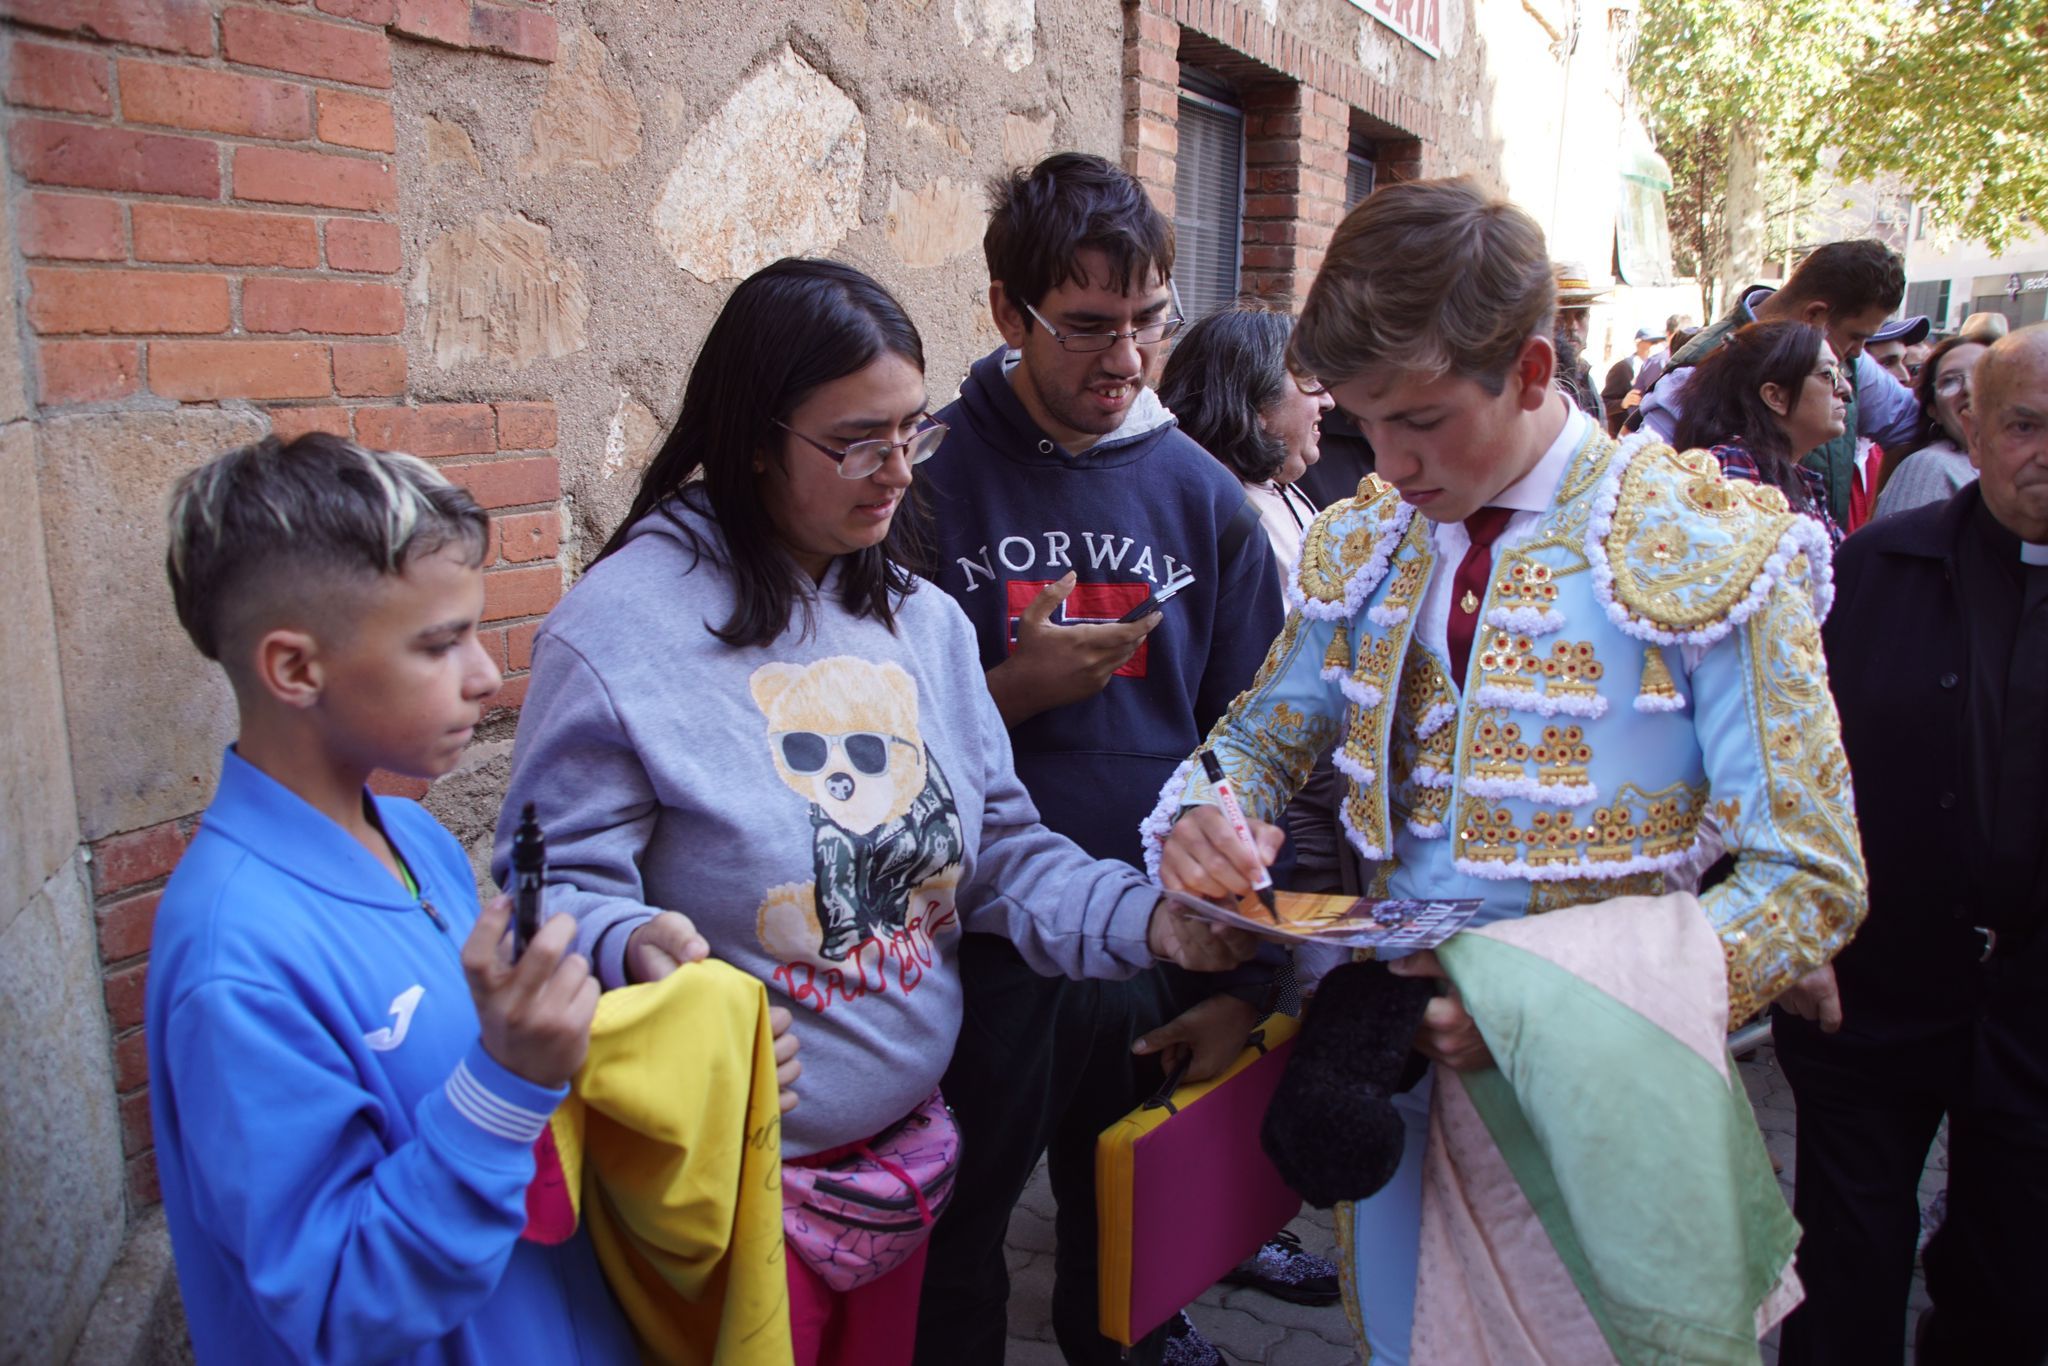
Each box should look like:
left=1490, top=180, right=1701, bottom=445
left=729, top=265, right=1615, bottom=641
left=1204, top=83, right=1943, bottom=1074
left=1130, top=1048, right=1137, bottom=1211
left=751, top=656, right=966, bottom=967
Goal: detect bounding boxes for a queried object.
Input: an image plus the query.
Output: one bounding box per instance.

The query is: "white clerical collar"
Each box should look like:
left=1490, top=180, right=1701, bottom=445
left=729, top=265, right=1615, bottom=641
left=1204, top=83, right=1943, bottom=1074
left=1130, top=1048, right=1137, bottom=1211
left=1491, top=400, right=1590, bottom=514
left=2022, top=541, right=2048, bottom=567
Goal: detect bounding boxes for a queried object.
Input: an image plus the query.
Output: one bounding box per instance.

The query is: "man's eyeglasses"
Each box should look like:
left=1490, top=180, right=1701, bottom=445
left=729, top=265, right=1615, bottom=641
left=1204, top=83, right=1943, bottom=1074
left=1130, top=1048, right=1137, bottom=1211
left=1021, top=282, right=1187, bottom=353
left=775, top=417, right=949, bottom=480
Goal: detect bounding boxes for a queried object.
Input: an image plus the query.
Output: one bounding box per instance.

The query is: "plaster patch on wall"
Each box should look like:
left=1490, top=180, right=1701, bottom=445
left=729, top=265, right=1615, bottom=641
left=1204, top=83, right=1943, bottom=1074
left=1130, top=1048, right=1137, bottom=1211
left=1260, top=0, right=1278, bottom=22
left=1001, top=109, right=1055, bottom=167
left=840, top=0, right=869, bottom=34
left=900, top=99, right=971, bottom=156
left=413, top=213, right=591, bottom=370
left=884, top=176, right=982, bottom=268
left=602, top=390, right=662, bottom=480
left=426, top=116, right=483, bottom=173
left=1356, top=21, right=1398, bottom=85
left=650, top=46, right=866, bottom=283
left=519, top=27, right=643, bottom=176
left=1439, top=0, right=1465, bottom=57
left=954, top=0, right=1034, bottom=72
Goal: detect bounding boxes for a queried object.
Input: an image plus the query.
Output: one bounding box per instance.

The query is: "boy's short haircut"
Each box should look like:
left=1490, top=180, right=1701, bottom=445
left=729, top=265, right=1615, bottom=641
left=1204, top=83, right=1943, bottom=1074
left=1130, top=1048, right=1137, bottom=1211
left=1290, top=177, right=1554, bottom=395
left=167, top=433, right=490, bottom=668
left=1775, top=239, right=1906, bottom=316
left=983, top=152, right=1175, bottom=312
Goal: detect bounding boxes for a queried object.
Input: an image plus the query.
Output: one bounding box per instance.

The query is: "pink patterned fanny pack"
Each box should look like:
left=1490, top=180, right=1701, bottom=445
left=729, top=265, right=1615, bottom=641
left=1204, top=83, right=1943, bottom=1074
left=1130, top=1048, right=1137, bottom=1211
left=780, top=1088, right=960, bottom=1293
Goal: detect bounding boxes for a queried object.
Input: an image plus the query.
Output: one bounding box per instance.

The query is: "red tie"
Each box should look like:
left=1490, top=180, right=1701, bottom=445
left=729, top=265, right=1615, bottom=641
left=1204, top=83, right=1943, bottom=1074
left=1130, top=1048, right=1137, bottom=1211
left=1448, top=507, right=1515, bottom=688
left=1847, top=454, right=1874, bottom=532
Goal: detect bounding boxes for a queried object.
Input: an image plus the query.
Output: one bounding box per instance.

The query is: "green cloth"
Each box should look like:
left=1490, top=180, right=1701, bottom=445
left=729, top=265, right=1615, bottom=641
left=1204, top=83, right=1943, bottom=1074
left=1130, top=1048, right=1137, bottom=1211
left=1439, top=933, right=1798, bottom=1365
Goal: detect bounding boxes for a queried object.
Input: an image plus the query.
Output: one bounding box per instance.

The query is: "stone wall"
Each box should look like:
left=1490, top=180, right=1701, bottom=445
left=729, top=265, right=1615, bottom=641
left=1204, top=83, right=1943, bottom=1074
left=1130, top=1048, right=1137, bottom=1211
left=1, top=0, right=1643, bottom=1354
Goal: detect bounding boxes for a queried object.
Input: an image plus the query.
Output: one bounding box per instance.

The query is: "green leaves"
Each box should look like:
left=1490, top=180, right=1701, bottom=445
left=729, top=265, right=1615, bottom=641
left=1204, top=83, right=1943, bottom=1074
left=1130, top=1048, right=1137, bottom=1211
left=1634, top=0, right=2046, bottom=252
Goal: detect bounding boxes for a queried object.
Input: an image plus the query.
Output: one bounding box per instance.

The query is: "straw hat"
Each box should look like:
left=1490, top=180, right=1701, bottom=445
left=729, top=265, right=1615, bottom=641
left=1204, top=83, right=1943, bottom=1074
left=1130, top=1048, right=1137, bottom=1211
left=1553, top=262, right=1613, bottom=307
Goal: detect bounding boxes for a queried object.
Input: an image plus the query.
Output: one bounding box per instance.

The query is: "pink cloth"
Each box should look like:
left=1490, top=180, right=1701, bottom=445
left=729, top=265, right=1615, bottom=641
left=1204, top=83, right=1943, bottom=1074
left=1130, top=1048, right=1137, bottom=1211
left=785, top=1235, right=927, bottom=1366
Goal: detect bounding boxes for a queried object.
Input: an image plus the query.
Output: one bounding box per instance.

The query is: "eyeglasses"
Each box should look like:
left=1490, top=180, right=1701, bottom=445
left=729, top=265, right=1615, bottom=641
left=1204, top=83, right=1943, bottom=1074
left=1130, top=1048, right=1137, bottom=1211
left=1293, top=372, right=1329, bottom=396
left=1021, top=282, right=1187, bottom=353
left=771, top=730, right=917, bottom=777
left=1811, top=366, right=1846, bottom=391
left=1933, top=371, right=1974, bottom=397
left=775, top=417, right=948, bottom=480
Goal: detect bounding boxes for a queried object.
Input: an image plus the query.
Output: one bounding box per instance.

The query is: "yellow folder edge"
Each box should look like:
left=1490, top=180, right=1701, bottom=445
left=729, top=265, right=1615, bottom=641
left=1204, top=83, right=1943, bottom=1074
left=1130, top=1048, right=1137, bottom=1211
left=1096, top=1012, right=1301, bottom=1345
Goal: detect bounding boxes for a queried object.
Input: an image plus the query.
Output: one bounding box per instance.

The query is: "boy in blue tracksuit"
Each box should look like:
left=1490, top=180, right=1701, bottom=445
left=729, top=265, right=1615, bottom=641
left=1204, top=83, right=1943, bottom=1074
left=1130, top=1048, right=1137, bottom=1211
left=147, top=433, right=660, bottom=1364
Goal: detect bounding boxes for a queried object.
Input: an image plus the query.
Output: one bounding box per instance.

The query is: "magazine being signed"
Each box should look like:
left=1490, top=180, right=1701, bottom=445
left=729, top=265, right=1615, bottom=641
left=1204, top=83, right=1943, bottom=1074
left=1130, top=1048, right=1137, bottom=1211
left=1161, top=889, right=1482, bottom=952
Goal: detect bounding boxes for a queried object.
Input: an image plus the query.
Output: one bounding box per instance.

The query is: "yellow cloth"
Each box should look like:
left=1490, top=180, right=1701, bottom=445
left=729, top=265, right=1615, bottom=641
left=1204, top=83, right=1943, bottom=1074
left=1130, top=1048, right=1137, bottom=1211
left=548, top=960, right=790, bottom=1365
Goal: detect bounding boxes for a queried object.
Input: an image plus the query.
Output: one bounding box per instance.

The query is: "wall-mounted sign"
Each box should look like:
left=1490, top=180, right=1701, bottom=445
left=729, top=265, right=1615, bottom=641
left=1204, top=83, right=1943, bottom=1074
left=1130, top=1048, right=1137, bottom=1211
left=1341, top=0, right=1442, bottom=58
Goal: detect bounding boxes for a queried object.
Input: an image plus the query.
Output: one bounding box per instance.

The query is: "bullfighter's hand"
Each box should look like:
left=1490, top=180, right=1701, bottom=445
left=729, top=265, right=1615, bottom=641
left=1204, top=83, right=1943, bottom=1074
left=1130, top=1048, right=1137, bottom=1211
left=1775, top=964, right=1843, bottom=1034
left=1157, top=804, right=1286, bottom=902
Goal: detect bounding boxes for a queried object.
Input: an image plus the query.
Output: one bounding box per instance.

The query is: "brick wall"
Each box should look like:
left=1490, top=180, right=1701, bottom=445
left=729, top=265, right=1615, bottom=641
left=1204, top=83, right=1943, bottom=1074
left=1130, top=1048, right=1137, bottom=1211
left=4, top=0, right=563, bottom=1210
left=1121, top=0, right=1438, bottom=310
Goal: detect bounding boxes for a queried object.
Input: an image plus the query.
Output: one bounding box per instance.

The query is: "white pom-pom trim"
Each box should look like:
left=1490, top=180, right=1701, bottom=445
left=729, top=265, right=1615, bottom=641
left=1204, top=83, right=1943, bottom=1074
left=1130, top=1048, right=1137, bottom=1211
left=1138, top=754, right=1202, bottom=881
left=1321, top=665, right=1383, bottom=709
left=1586, top=433, right=1837, bottom=647
left=1405, top=818, right=1447, bottom=840
left=1414, top=702, right=1457, bottom=740
left=1483, top=605, right=1567, bottom=635
left=1331, top=747, right=1377, bottom=788
left=1451, top=835, right=1706, bottom=883
left=1340, top=802, right=1388, bottom=862
left=1633, top=692, right=1689, bottom=714
left=1410, top=764, right=1455, bottom=790
left=1286, top=502, right=1416, bottom=622
left=1470, top=683, right=1609, bottom=719
left=1462, top=774, right=1600, bottom=807
left=1368, top=602, right=1411, bottom=627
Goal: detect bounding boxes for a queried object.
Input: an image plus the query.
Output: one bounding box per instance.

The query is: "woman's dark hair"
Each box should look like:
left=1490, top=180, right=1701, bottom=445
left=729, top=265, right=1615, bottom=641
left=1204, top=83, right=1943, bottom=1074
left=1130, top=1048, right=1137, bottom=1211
left=598, top=257, right=926, bottom=648
left=1670, top=319, right=1829, bottom=506
left=1156, top=305, right=1294, bottom=483
left=1912, top=334, right=1984, bottom=449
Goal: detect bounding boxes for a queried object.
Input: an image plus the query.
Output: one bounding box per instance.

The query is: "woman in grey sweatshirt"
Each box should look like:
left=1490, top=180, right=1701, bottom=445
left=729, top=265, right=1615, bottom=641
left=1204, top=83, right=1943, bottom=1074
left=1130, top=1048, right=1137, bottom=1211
left=492, top=259, right=1247, bottom=1360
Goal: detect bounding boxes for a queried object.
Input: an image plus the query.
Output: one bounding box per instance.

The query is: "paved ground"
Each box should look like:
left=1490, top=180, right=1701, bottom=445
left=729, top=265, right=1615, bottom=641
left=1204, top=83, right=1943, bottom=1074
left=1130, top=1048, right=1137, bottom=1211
left=1001, top=1040, right=1949, bottom=1364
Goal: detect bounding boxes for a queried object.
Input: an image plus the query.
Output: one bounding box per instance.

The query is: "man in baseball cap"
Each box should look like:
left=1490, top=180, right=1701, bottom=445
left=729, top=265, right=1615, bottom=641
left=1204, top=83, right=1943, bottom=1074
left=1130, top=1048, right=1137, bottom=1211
left=1867, top=314, right=1932, bottom=385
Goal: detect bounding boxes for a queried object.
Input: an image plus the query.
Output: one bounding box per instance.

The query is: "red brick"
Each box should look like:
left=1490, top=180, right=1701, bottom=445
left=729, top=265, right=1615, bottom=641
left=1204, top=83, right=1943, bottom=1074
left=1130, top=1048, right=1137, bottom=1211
left=315, top=0, right=394, bottom=22
left=9, top=118, right=218, bottom=197
left=133, top=203, right=318, bottom=267
left=234, top=145, right=393, bottom=212
left=494, top=510, right=558, bottom=564
left=97, top=889, right=159, bottom=962
left=483, top=671, right=529, bottom=714
left=269, top=405, right=353, bottom=439
left=8, top=41, right=111, bottom=114
left=21, top=193, right=123, bottom=260
left=118, top=60, right=309, bottom=142
left=104, top=960, right=148, bottom=1031
left=149, top=340, right=331, bottom=400
left=113, top=1028, right=149, bottom=1092
left=244, top=278, right=402, bottom=336
left=119, top=1088, right=153, bottom=1156
left=27, top=267, right=229, bottom=335
left=469, top=3, right=556, bottom=61
left=221, top=7, right=391, bottom=89
left=494, top=401, right=555, bottom=450
left=93, top=822, right=189, bottom=896
left=39, top=339, right=139, bottom=402
left=368, top=770, right=431, bottom=799
left=126, top=1149, right=160, bottom=1209
left=507, top=619, right=538, bottom=671
left=325, top=218, right=400, bottom=274
left=477, top=625, right=509, bottom=672
left=316, top=89, right=394, bottom=153
left=332, top=340, right=405, bottom=396
left=442, top=456, right=559, bottom=509
left=0, top=0, right=214, bottom=56
left=391, top=0, right=468, bottom=46
left=355, top=403, right=494, bottom=456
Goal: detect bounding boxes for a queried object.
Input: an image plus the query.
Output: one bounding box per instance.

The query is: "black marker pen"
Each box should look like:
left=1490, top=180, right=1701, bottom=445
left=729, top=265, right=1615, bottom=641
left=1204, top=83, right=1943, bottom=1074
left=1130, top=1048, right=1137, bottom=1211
left=1199, top=750, right=1278, bottom=922
left=511, top=802, right=545, bottom=959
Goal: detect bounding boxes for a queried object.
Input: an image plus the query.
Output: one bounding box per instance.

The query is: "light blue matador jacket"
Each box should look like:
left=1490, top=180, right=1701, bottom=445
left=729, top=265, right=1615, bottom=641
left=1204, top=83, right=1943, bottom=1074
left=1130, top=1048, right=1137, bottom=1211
left=1140, top=424, right=1868, bottom=1029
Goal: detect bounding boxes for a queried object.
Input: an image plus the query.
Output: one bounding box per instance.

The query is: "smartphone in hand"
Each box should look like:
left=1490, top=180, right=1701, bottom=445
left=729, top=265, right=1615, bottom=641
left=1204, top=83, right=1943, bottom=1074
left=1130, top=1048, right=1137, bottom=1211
left=1116, top=571, right=1196, bottom=623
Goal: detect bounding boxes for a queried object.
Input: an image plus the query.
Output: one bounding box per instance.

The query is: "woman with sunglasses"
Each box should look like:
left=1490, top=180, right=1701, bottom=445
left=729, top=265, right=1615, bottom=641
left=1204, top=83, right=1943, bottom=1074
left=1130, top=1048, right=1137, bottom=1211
left=494, top=257, right=1247, bottom=1366
left=1871, top=334, right=1989, bottom=522
left=1671, top=319, right=1851, bottom=544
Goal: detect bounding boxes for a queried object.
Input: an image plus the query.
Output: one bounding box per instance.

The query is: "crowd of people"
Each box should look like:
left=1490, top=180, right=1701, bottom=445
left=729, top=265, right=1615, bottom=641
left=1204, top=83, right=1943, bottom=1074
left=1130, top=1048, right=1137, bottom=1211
left=138, top=150, right=2044, bottom=1366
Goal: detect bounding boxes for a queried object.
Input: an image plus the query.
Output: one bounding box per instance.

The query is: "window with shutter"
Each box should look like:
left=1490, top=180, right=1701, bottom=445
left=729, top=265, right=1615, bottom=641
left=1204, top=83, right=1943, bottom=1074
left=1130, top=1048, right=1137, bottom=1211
left=1346, top=148, right=1376, bottom=209
left=1173, top=78, right=1244, bottom=323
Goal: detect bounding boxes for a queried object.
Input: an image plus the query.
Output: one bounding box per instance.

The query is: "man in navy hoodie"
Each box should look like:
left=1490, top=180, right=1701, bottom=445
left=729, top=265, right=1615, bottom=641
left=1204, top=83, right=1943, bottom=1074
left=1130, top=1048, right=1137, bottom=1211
left=913, top=153, right=1307, bottom=1366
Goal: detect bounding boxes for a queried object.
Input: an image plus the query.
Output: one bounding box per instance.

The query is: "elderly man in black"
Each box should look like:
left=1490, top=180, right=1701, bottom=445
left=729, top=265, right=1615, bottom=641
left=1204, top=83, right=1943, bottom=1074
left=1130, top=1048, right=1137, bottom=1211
left=1780, top=324, right=2048, bottom=1365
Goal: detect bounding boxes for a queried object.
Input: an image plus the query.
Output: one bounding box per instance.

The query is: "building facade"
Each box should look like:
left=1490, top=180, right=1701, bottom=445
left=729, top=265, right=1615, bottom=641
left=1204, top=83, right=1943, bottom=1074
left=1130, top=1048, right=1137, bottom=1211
left=1904, top=206, right=2048, bottom=334
left=0, top=0, right=1664, bottom=1355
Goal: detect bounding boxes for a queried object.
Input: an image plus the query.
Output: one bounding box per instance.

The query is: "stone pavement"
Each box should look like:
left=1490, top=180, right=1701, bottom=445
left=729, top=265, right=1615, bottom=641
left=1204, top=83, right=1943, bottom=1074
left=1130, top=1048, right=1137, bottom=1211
left=1001, top=1041, right=1950, bottom=1365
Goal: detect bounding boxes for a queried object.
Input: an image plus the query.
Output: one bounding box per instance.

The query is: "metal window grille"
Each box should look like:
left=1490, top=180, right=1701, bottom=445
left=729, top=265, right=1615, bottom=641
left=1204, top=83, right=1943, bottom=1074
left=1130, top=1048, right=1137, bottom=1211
left=1172, top=82, right=1244, bottom=323
left=1904, top=280, right=1950, bottom=328
left=1346, top=149, right=1376, bottom=210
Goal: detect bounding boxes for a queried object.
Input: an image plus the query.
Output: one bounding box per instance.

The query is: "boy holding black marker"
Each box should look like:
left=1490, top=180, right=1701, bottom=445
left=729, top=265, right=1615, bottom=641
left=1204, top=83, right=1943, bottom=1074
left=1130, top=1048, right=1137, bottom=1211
left=147, top=434, right=680, bottom=1364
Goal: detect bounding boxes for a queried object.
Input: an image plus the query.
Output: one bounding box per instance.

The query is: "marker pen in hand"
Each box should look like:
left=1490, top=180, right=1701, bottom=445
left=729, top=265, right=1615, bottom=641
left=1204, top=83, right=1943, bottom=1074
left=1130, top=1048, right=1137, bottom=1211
left=1198, top=751, right=1278, bottom=922
left=511, top=802, right=546, bottom=960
